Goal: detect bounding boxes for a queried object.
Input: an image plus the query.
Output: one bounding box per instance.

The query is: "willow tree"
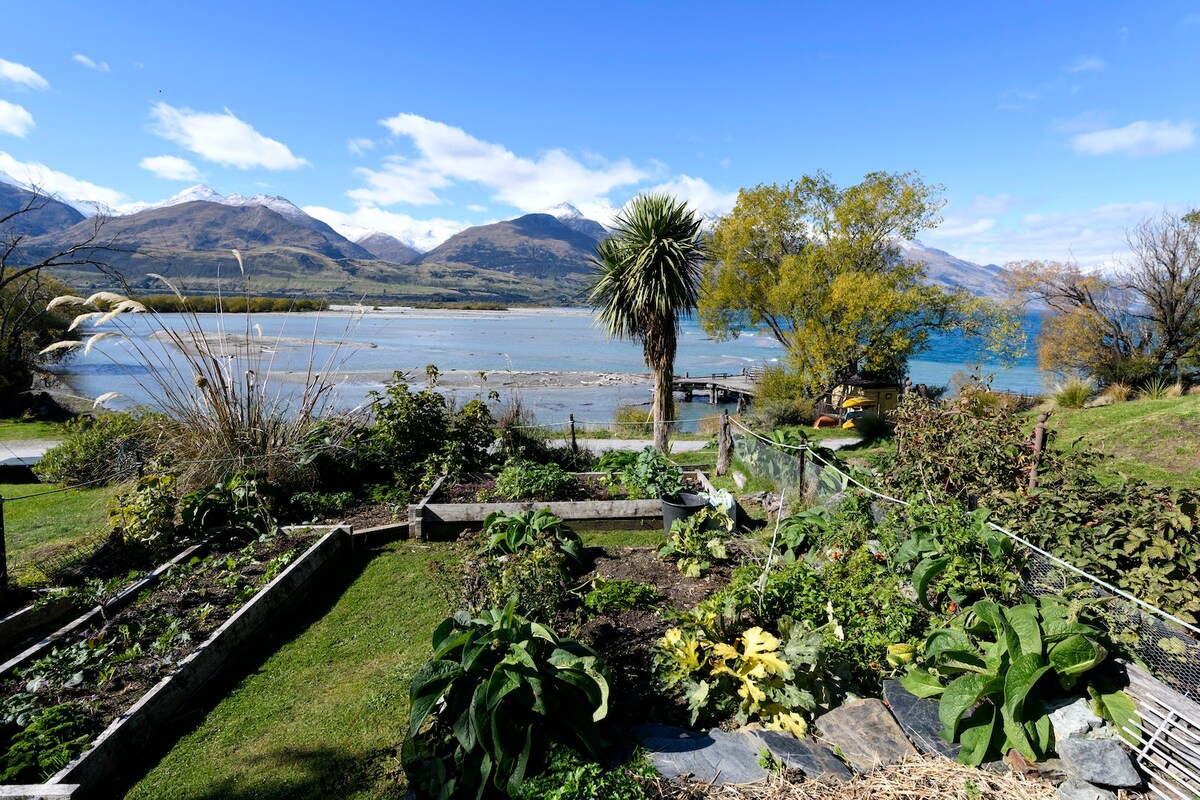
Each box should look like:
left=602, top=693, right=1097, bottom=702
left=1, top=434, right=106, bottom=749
left=589, top=194, right=707, bottom=453
left=699, top=171, right=1019, bottom=400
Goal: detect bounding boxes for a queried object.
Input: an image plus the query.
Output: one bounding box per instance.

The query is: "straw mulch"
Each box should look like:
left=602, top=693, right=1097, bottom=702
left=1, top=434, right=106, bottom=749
left=645, top=756, right=1060, bottom=800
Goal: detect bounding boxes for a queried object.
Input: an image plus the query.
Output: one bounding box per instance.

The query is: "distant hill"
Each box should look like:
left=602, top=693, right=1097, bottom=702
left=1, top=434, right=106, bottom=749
left=0, top=178, right=86, bottom=238
left=418, top=213, right=602, bottom=278
left=353, top=231, right=422, bottom=264
left=900, top=240, right=1008, bottom=299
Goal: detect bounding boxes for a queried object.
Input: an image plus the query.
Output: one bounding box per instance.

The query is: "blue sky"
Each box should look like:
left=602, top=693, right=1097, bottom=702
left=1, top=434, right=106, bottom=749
left=0, top=1, right=1197, bottom=263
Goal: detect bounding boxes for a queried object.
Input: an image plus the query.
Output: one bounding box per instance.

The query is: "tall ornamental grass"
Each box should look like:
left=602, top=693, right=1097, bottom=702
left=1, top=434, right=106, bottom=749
left=42, top=254, right=358, bottom=491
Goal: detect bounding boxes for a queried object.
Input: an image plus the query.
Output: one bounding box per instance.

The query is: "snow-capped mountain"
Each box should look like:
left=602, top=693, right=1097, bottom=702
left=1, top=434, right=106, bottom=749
left=900, top=239, right=1008, bottom=299
left=543, top=202, right=609, bottom=240
left=352, top=230, right=423, bottom=264
left=118, top=184, right=307, bottom=220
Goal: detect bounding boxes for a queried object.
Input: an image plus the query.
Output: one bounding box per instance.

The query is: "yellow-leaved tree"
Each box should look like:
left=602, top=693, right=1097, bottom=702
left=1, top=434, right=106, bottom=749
left=699, top=171, right=1020, bottom=400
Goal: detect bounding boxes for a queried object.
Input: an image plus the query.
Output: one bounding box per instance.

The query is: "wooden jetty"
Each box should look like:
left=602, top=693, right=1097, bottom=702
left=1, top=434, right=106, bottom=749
left=672, top=369, right=759, bottom=405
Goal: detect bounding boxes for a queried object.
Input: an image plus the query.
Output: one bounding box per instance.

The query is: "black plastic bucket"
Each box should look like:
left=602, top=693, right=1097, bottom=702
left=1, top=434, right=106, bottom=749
left=661, top=491, right=708, bottom=535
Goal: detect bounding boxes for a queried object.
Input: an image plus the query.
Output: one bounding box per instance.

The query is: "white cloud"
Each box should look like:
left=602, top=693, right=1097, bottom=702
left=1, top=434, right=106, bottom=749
left=304, top=204, right=471, bottom=251
left=0, top=58, right=48, bottom=90
left=1071, top=120, right=1195, bottom=158
left=970, top=193, right=1020, bottom=215
left=645, top=174, right=738, bottom=220
left=72, top=54, right=111, bottom=73
left=466, top=203, right=488, bottom=212
left=347, top=137, right=375, bottom=156
left=1065, top=56, right=1105, bottom=73
left=149, top=103, right=309, bottom=170
left=358, top=113, right=648, bottom=212
left=922, top=200, right=1166, bottom=269
left=0, top=101, right=34, bottom=137
left=139, top=155, right=200, bottom=181
left=0, top=151, right=129, bottom=209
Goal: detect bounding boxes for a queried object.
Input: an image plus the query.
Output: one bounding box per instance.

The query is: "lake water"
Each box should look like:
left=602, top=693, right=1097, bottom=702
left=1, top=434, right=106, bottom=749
left=53, top=307, right=1044, bottom=426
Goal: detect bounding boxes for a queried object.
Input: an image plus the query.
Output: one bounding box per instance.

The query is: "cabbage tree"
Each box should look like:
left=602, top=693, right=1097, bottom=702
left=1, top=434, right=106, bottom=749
left=589, top=194, right=707, bottom=453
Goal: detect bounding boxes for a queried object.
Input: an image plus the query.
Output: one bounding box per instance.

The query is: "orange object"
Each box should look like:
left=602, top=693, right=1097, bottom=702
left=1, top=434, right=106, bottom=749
left=814, top=414, right=838, bottom=428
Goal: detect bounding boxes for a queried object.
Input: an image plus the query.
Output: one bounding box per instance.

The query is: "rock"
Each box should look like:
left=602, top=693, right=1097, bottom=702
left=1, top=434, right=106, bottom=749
left=747, top=729, right=852, bottom=781
left=635, top=724, right=769, bottom=785
left=1048, top=696, right=1103, bottom=741
left=1057, top=778, right=1118, bottom=800
left=882, top=679, right=960, bottom=759
left=1056, top=738, right=1142, bottom=789
left=815, top=699, right=917, bottom=772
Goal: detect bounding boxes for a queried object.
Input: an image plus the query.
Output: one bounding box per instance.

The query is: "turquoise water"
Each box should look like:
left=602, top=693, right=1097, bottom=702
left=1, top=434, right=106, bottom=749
left=55, top=307, right=1043, bottom=425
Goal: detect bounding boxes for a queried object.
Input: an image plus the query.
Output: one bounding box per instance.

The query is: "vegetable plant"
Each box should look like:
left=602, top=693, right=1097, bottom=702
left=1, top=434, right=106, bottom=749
left=620, top=447, right=683, bottom=499
left=658, top=506, right=734, bottom=577
left=403, top=598, right=610, bottom=799
left=899, top=595, right=1124, bottom=765
left=582, top=578, right=661, bottom=616
left=484, top=509, right=583, bottom=572
left=180, top=470, right=274, bottom=536
left=493, top=460, right=578, bottom=502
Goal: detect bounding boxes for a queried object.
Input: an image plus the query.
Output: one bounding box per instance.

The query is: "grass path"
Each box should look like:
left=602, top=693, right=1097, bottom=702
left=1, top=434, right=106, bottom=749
left=126, top=540, right=456, bottom=800
left=0, top=481, right=115, bottom=584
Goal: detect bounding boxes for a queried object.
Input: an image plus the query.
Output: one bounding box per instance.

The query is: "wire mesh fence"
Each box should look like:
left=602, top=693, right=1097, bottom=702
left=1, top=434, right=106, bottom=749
left=729, top=422, right=1200, bottom=796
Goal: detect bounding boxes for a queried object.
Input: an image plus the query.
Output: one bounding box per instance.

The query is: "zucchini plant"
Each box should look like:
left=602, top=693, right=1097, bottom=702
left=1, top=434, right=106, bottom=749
left=403, top=598, right=610, bottom=799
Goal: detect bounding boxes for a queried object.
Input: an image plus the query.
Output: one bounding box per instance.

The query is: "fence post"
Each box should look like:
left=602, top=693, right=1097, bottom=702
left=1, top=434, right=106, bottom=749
left=1029, top=412, right=1049, bottom=491
left=569, top=414, right=578, bottom=455
left=798, top=442, right=808, bottom=497
left=716, top=411, right=731, bottom=476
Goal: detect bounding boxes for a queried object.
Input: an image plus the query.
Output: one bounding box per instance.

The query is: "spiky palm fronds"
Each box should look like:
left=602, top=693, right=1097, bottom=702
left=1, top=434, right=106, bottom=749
left=589, top=194, right=708, bottom=452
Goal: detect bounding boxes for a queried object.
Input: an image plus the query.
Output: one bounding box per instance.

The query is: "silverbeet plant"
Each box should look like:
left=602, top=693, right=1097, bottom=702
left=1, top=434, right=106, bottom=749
left=899, top=595, right=1135, bottom=766
left=403, top=597, right=611, bottom=800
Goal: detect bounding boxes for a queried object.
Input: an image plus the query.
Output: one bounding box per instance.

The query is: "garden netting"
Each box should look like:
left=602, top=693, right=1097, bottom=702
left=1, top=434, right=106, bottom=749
left=729, top=420, right=1200, bottom=798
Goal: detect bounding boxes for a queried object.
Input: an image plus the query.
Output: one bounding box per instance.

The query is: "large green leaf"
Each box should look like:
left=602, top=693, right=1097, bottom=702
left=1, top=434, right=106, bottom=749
left=1048, top=634, right=1106, bottom=689
left=1002, top=604, right=1043, bottom=658
left=925, top=628, right=974, bottom=659
left=940, top=673, right=1001, bottom=741
left=408, top=660, right=462, bottom=735
left=913, top=555, right=951, bottom=610
left=1088, top=685, right=1141, bottom=747
left=899, top=667, right=946, bottom=698
left=958, top=704, right=1000, bottom=766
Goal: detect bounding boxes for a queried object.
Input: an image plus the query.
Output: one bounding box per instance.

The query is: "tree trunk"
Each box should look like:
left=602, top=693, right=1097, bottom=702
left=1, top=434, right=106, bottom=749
left=652, top=366, right=673, bottom=453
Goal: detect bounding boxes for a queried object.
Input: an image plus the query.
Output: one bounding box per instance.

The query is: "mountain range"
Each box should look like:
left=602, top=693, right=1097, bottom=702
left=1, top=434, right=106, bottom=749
left=0, top=175, right=1009, bottom=303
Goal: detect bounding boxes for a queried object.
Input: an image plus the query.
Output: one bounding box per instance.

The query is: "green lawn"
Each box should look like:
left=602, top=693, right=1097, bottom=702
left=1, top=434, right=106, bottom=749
left=1043, top=395, right=1200, bottom=487
left=0, top=481, right=115, bottom=584
left=127, top=540, right=456, bottom=800
left=0, top=418, right=63, bottom=442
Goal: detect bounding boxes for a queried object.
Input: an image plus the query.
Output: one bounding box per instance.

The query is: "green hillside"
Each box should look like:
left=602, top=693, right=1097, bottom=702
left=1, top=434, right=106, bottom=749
left=1044, top=394, right=1200, bottom=488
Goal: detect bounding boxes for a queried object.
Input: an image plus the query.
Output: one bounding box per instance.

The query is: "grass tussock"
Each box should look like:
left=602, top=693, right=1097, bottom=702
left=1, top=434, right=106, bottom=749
left=1102, top=382, right=1133, bottom=403
left=612, top=403, right=654, bottom=435
left=1052, top=378, right=1093, bottom=409
left=650, top=757, right=1056, bottom=800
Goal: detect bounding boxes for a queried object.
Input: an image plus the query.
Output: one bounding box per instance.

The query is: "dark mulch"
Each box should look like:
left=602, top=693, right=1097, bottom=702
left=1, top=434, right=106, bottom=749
left=337, top=503, right=407, bottom=530
left=574, top=546, right=735, bottom=727
left=439, top=475, right=621, bottom=504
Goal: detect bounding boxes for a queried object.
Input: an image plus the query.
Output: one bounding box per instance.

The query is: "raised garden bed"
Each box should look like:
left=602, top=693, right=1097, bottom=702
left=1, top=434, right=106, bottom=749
left=0, top=524, right=351, bottom=798
left=408, top=471, right=719, bottom=540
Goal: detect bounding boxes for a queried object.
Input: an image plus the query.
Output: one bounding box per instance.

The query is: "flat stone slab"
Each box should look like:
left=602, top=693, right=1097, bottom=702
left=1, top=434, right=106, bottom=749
left=1048, top=696, right=1103, bottom=742
left=747, top=729, right=851, bottom=781
left=0, top=439, right=60, bottom=467
left=883, top=679, right=960, bottom=759
left=1056, top=738, right=1141, bottom=789
left=816, top=698, right=917, bottom=772
left=635, top=724, right=768, bottom=785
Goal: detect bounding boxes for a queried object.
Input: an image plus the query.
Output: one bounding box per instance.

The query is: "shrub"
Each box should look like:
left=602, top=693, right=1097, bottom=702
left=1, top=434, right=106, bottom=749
left=1138, top=375, right=1173, bottom=400
left=1052, top=378, right=1093, bottom=409
left=485, top=509, right=583, bottom=570
left=288, top=490, right=355, bottom=521
left=34, top=411, right=164, bottom=486
left=180, top=470, right=274, bottom=537
left=493, top=460, right=578, bottom=501
left=403, top=600, right=610, bottom=800
left=658, top=506, right=734, bottom=577
left=108, top=471, right=180, bottom=551
left=582, top=578, right=661, bottom=616
left=849, top=409, right=893, bottom=440
left=900, top=595, right=1131, bottom=766
left=748, top=366, right=816, bottom=429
